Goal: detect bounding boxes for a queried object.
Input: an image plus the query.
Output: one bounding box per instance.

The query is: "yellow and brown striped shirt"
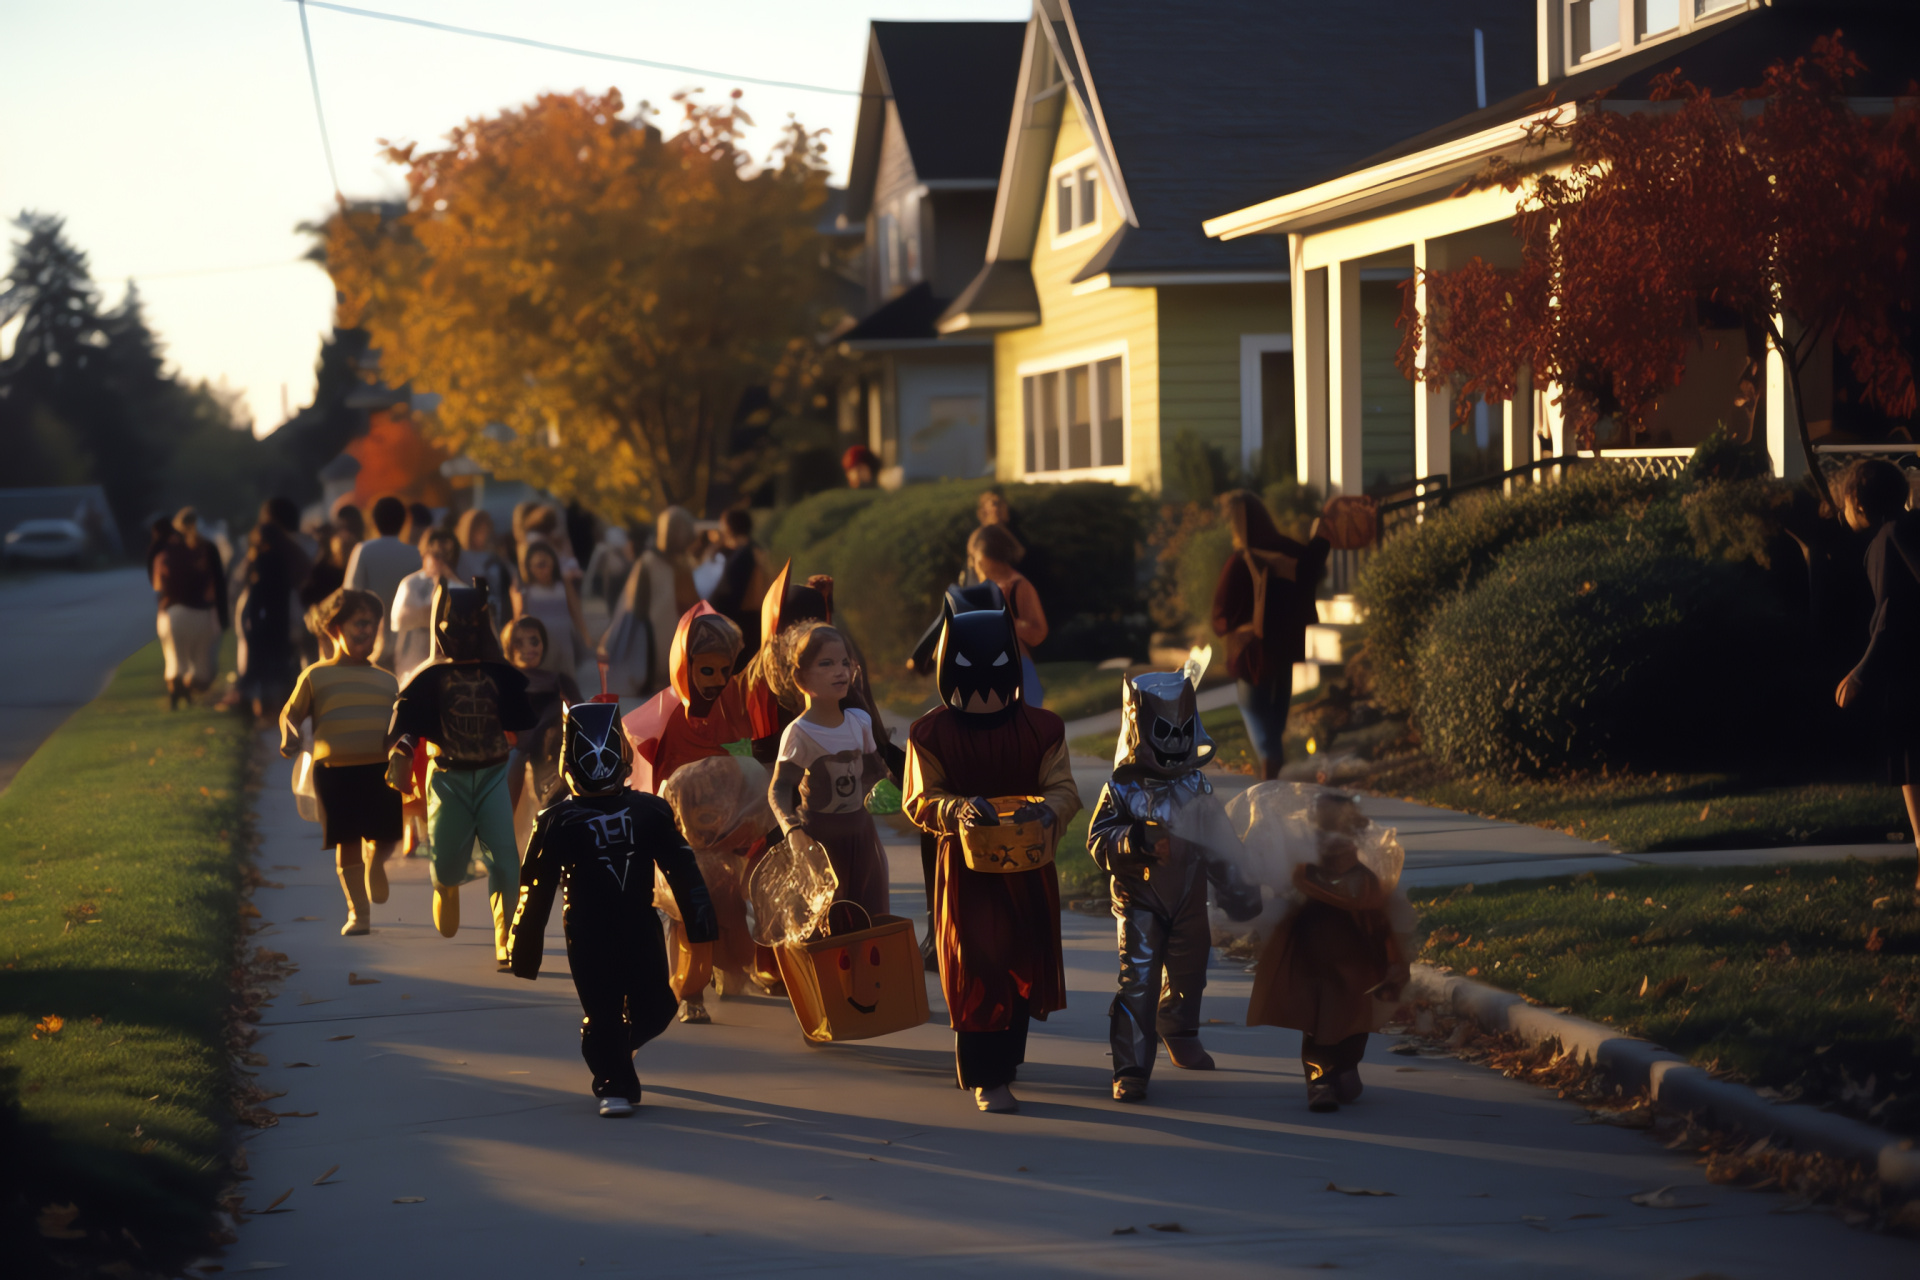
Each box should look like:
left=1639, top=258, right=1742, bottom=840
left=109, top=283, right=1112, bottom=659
left=279, top=657, right=400, bottom=767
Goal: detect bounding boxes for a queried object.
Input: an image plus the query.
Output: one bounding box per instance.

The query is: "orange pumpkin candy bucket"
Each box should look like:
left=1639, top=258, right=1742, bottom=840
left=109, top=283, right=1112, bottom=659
left=774, top=903, right=931, bottom=1044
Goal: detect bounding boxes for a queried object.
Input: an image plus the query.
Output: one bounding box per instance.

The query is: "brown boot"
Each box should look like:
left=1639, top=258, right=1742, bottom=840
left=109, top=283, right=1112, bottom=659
left=1335, top=1068, right=1364, bottom=1104
left=1163, top=1034, right=1215, bottom=1071
left=336, top=844, right=371, bottom=935
left=1306, top=1062, right=1339, bottom=1112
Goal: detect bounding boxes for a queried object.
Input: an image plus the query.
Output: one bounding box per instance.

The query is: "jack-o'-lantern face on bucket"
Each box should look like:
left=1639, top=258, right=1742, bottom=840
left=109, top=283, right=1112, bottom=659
left=830, top=940, right=885, bottom=1014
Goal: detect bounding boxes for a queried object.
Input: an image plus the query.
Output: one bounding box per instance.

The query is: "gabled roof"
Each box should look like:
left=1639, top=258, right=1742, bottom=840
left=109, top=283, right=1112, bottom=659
left=843, top=22, right=1027, bottom=223
left=1205, top=3, right=1920, bottom=240
left=842, top=281, right=988, bottom=348
left=942, top=0, right=1537, bottom=328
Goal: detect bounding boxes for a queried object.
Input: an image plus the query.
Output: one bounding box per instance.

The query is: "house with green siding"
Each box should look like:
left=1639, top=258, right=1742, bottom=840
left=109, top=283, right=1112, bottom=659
left=936, top=0, right=1535, bottom=495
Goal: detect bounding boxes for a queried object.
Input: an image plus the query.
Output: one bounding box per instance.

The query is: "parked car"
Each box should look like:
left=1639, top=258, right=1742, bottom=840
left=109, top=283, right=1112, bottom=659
left=3, top=518, right=89, bottom=566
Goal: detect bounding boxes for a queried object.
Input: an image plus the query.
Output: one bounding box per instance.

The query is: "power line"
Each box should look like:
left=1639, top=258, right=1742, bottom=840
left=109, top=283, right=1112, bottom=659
left=285, top=0, right=863, bottom=99
left=296, top=0, right=345, bottom=200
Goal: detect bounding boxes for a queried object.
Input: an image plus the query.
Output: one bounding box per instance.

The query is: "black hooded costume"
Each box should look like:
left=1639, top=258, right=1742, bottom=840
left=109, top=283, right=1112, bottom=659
left=509, top=699, right=717, bottom=1103
left=900, top=597, right=1081, bottom=1100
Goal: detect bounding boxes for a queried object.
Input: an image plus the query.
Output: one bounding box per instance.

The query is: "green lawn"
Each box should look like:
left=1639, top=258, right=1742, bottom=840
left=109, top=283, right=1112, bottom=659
left=1, top=641, right=254, bottom=1272
left=1370, top=753, right=1911, bottom=854
left=1413, top=859, right=1920, bottom=1133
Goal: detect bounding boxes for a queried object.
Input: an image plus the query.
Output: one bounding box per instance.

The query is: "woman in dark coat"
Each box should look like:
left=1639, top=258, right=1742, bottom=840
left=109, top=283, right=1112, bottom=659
left=1211, top=491, right=1329, bottom=781
left=1833, top=459, right=1920, bottom=895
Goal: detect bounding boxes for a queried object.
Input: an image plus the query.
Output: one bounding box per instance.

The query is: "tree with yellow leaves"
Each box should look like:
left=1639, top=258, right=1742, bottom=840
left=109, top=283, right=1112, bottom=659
left=322, top=88, right=833, bottom=518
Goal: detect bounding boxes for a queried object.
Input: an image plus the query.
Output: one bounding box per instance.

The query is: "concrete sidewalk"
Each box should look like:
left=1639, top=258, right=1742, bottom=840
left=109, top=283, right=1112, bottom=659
left=227, top=750, right=1913, bottom=1277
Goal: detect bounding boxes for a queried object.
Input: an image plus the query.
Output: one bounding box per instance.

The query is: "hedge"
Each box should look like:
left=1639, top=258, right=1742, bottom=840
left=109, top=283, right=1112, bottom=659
left=1356, top=465, right=1675, bottom=712
left=1413, top=504, right=1812, bottom=775
left=764, top=479, right=1148, bottom=665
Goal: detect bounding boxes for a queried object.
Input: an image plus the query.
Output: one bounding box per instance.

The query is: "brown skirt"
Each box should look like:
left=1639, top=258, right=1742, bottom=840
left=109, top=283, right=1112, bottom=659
left=1247, top=898, right=1392, bottom=1043
left=804, top=807, right=890, bottom=923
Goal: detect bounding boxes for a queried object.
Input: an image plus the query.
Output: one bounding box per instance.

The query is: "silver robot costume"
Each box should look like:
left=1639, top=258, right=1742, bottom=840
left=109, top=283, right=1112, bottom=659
left=1087, top=649, right=1261, bottom=1091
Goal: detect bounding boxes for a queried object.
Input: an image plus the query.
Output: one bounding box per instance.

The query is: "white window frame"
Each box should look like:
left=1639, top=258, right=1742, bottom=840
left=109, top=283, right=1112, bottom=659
left=1016, top=339, right=1129, bottom=483
left=1047, top=148, right=1104, bottom=251
left=1239, top=333, right=1294, bottom=471
left=1564, top=0, right=1749, bottom=73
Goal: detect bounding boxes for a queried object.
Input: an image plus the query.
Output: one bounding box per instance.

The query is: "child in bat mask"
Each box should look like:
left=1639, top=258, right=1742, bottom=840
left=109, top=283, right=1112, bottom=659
left=509, top=699, right=716, bottom=1116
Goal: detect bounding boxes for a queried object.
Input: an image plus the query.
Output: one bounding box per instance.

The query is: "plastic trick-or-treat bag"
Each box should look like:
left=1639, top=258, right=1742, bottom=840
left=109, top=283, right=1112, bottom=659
left=746, top=832, right=839, bottom=950
left=1219, top=782, right=1404, bottom=931
left=657, top=755, right=775, bottom=977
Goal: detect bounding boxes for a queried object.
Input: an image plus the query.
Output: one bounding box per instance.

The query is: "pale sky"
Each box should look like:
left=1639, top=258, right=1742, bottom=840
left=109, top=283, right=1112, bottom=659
left=0, top=0, right=1028, bottom=436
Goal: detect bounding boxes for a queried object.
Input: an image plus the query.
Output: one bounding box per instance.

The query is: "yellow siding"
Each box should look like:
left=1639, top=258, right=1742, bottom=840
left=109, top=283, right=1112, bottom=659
left=993, top=98, right=1159, bottom=488
left=1156, top=284, right=1290, bottom=465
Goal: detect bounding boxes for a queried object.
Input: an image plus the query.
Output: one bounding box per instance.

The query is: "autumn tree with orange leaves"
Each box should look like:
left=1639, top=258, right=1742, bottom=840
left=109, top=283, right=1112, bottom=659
left=1400, top=35, right=1920, bottom=506
left=322, top=88, right=833, bottom=518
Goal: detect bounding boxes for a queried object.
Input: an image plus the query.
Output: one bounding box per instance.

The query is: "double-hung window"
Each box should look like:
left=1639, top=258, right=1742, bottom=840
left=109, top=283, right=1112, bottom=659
left=1022, top=350, right=1124, bottom=475
left=1049, top=150, right=1102, bottom=248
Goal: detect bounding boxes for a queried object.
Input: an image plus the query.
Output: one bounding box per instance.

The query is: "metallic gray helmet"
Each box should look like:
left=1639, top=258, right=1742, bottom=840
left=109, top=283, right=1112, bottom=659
left=1114, top=647, right=1215, bottom=777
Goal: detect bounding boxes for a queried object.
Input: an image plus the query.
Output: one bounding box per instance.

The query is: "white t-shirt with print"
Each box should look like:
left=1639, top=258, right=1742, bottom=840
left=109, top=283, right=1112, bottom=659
left=776, top=708, right=876, bottom=815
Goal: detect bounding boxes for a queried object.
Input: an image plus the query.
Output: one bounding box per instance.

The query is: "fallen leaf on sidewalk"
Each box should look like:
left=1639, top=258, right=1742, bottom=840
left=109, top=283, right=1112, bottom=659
left=235, top=1264, right=287, bottom=1272
left=312, top=1166, right=339, bottom=1186
left=296, top=996, right=332, bottom=1006
left=1569, top=1212, right=1607, bottom=1219
left=263, top=1189, right=292, bottom=1212
left=1628, top=1186, right=1706, bottom=1209
left=392, top=1197, right=425, bottom=1205
left=282, top=1063, right=313, bottom=1069
left=293, top=917, right=320, bottom=922
left=1147, top=1222, right=1185, bottom=1232
left=274, top=1111, right=317, bottom=1118
left=1389, top=1043, right=1420, bottom=1056
left=347, top=973, right=380, bottom=985
left=1325, top=1183, right=1394, bottom=1197
left=324, top=1035, right=353, bottom=1041
left=1111, top=1226, right=1138, bottom=1235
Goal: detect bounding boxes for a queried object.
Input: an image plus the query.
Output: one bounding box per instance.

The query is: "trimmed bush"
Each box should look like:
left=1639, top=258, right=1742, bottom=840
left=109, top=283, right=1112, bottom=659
left=764, top=479, right=1146, bottom=665
left=1357, top=465, right=1674, bottom=712
left=1413, top=505, right=1810, bottom=775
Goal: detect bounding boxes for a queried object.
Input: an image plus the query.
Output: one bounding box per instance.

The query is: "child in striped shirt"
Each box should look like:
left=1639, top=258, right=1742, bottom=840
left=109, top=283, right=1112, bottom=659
left=280, top=589, right=403, bottom=935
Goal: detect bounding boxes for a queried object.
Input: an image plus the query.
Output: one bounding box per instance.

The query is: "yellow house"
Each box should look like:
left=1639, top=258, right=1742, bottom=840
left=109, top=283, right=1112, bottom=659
left=935, top=0, right=1537, bottom=495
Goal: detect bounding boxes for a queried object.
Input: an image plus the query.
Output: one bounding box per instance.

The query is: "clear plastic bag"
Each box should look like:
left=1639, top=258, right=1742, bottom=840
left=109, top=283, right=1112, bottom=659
left=1222, top=781, right=1403, bottom=893
left=745, top=834, right=839, bottom=947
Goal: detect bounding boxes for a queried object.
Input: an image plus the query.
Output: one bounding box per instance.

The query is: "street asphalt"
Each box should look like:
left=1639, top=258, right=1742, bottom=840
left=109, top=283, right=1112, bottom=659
left=224, top=747, right=1916, bottom=1278
left=0, top=567, right=155, bottom=793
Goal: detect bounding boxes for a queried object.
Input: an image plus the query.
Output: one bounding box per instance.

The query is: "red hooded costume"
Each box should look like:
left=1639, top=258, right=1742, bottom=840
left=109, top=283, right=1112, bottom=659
left=622, top=602, right=752, bottom=794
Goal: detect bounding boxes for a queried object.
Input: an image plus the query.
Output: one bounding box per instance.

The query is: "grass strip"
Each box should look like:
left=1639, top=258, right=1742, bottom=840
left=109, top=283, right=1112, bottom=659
left=1411, top=859, right=1920, bottom=1133
left=0, top=640, right=252, bottom=1271
left=1371, top=753, right=1909, bottom=853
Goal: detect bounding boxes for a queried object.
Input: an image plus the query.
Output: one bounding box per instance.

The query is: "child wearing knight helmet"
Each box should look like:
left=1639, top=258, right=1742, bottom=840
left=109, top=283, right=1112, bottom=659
left=508, top=699, right=717, bottom=1117
left=279, top=588, right=402, bottom=935
left=385, top=577, right=538, bottom=970
left=902, top=595, right=1081, bottom=1114
left=1087, top=649, right=1263, bottom=1103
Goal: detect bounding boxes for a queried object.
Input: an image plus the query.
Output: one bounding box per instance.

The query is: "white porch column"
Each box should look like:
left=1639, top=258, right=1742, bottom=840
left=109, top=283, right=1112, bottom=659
left=1327, top=258, right=1364, bottom=495
left=1411, top=239, right=1452, bottom=483
left=1503, top=365, right=1535, bottom=491
left=1290, top=235, right=1329, bottom=494
left=1765, top=313, right=1790, bottom=480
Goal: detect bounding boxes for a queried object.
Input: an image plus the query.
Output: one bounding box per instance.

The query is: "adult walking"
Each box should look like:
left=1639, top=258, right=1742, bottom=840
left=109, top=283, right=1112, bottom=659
left=1211, top=490, right=1330, bottom=781
left=965, top=523, right=1046, bottom=708
left=455, top=508, right=515, bottom=609
left=152, top=507, right=226, bottom=708
left=708, top=508, right=773, bottom=656
left=1833, top=459, right=1920, bottom=896
left=600, top=506, right=699, bottom=698
left=344, top=497, right=421, bottom=672
left=299, top=524, right=358, bottom=667
left=235, top=516, right=306, bottom=723
left=390, top=528, right=464, bottom=688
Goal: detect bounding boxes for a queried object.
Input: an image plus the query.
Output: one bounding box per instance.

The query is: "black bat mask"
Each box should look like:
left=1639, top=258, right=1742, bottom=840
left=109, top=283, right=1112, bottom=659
left=935, top=600, right=1023, bottom=718
left=432, top=577, right=495, bottom=663
left=562, top=700, right=630, bottom=796
left=1117, top=670, right=1215, bottom=777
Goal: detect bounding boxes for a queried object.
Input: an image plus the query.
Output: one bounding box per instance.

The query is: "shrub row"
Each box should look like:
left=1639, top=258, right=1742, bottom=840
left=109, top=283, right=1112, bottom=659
left=763, top=479, right=1148, bottom=665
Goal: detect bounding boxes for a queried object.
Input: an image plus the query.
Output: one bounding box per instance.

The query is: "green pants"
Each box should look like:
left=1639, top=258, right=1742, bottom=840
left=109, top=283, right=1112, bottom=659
left=426, top=760, right=519, bottom=897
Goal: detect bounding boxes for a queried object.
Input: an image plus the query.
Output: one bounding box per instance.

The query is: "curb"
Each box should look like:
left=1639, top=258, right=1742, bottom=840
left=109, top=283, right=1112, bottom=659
left=1408, top=964, right=1920, bottom=1190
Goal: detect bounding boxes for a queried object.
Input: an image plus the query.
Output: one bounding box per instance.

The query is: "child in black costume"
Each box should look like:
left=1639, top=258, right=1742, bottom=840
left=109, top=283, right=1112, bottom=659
left=508, top=699, right=716, bottom=1116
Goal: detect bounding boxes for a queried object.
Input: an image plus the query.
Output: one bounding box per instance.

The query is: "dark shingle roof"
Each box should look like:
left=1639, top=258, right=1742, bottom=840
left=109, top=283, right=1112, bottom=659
left=843, top=282, right=947, bottom=344
left=1323, top=5, right=1920, bottom=189
left=1063, top=0, right=1538, bottom=276
left=872, top=22, right=1028, bottom=183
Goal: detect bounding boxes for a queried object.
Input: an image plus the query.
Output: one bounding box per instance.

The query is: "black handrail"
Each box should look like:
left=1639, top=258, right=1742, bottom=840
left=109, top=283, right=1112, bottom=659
left=1370, top=453, right=1588, bottom=545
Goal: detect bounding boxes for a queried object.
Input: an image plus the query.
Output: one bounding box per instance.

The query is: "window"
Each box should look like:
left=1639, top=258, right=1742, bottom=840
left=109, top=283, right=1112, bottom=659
left=1638, top=0, right=1678, bottom=37
left=1695, top=0, right=1742, bottom=15
left=1049, top=153, right=1101, bottom=246
left=876, top=190, right=921, bottom=297
left=1023, top=354, right=1124, bottom=474
left=1570, top=0, right=1620, bottom=61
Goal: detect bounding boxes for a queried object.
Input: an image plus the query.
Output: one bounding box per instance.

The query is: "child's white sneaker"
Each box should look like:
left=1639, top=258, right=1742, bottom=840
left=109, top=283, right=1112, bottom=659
left=598, top=1096, right=634, bottom=1118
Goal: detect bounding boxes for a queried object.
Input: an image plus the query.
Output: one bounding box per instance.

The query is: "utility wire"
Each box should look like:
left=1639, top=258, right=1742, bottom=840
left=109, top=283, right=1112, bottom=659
left=296, top=0, right=345, bottom=200
left=285, top=0, right=864, bottom=98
